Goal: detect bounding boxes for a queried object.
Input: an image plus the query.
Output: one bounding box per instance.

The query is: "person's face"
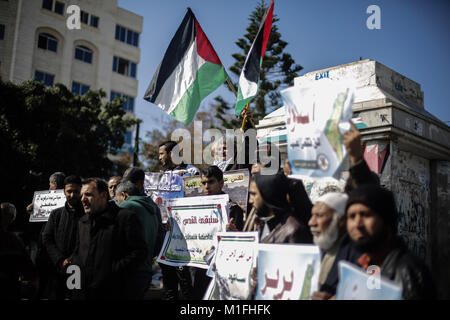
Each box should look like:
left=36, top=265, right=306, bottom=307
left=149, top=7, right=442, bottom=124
left=64, top=183, right=81, bottom=207
left=248, top=180, right=257, bottom=206
left=201, top=175, right=224, bottom=195
left=81, top=182, right=108, bottom=215
left=346, top=203, right=385, bottom=250
left=115, top=192, right=126, bottom=204
left=159, top=146, right=171, bottom=167
left=49, top=180, right=58, bottom=190
left=252, top=184, right=264, bottom=212
left=214, top=141, right=228, bottom=161
left=309, top=202, right=335, bottom=237
left=108, top=177, right=121, bottom=199
left=251, top=163, right=263, bottom=176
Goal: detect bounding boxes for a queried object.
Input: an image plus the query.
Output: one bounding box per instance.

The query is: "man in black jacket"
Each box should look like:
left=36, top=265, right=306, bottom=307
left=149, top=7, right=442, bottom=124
left=69, top=178, right=147, bottom=300
left=42, top=175, right=84, bottom=300
left=346, top=184, right=435, bottom=299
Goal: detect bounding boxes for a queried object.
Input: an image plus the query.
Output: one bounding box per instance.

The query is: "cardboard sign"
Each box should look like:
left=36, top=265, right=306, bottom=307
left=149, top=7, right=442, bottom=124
left=204, top=232, right=259, bottom=300
left=157, top=195, right=229, bottom=269
left=281, top=79, right=354, bottom=179
left=29, top=189, right=66, bottom=222
left=183, top=169, right=250, bottom=215
left=336, top=261, right=402, bottom=300
left=255, top=244, right=321, bottom=300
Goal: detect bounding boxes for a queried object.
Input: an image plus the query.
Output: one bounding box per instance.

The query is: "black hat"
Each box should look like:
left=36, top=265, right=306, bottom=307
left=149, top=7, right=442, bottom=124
left=345, top=184, right=397, bottom=233
left=253, top=172, right=289, bottom=211
left=123, top=167, right=145, bottom=183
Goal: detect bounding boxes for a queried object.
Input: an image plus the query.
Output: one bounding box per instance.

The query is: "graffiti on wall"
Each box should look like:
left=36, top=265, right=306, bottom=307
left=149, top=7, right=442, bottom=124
left=392, top=147, right=430, bottom=263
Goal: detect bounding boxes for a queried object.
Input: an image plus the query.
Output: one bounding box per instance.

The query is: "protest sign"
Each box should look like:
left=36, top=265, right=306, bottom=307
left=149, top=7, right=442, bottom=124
left=157, top=195, right=229, bottom=269
left=29, top=189, right=66, bottom=222
left=281, top=79, right=354, bottom=178
left=144, top=171, right=184, bottom=222
left=204, top=232, right=259, bottom=300
left=255, top=244, right=320, bottom=300
left=183, top=169, right=250, bottom=215
left=336, top=261, right=402, bottom=300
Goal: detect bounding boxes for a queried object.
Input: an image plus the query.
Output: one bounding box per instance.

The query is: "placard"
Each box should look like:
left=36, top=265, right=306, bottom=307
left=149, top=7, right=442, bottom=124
left=183, top=169, right=250, bottom=215
left=29, top=189, right=66, bottom=222
left=157, top=195, right=229, bottom=269
left=255, top=244, right=321, bottom=300
left=204, top=232, right=259, bottom=300
left=281, top=79, right=354, bottom=178
left=336, top=261, right=402, bottom=300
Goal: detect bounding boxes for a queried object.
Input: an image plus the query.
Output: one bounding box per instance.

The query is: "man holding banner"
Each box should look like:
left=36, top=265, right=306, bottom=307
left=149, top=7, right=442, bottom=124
left=345, top=184, right=435, bottom=299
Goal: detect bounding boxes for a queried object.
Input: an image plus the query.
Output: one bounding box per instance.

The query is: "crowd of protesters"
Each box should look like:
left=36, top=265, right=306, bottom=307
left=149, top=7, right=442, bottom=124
left=0, top=117, right=435, bottom=300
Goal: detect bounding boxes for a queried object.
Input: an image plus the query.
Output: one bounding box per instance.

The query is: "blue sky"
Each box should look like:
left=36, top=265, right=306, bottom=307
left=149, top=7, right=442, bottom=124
left=117, top=0, right=450, bottom=137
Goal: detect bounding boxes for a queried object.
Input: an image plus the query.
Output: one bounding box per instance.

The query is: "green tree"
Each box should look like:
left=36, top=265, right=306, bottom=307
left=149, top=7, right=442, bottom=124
left=0, top=79, right=137, bottom=222
left=214, top=0, right=303, bottom=129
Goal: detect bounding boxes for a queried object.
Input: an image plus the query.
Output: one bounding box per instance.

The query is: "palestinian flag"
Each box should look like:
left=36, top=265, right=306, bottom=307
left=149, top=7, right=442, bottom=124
left=144, top=8, right=227, bottom=125
left=235, top=0, right=274, bottom=116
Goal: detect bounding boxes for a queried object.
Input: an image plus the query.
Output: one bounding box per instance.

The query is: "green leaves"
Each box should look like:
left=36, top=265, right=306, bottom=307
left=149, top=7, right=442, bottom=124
left=213, top=0, right=303, bottom=128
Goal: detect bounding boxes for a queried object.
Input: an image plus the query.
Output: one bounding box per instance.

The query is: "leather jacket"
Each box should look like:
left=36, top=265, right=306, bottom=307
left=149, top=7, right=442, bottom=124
left=381, top=239, right=435, bottom=300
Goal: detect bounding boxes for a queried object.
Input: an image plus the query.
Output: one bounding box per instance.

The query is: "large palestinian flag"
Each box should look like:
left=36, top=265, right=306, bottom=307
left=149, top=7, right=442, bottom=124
left=144, top=8, right=227, bottom=125
left=235, top=0, right=274, bottom=116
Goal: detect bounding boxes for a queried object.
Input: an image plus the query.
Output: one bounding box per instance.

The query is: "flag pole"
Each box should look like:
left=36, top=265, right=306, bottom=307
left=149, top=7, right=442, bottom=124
left=226, top=77, right=237, bottom=97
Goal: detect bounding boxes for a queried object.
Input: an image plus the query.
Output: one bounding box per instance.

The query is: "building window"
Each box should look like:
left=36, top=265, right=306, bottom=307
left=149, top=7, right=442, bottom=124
left=72, top=81, right=90, bottom=95
left=90, top=15, right=99, bottom=28
left=38, top=33, right=58, bottom=52
left=124, top=131, right=133, bottom=145
left=113, top=56, right=137, bottom=78
left=54, top=1, right=64, bottom=15
left=110, top=91, right=135, bottom=112
left=0, top=24, right=4, bottom=40
left=42, top=0, right=52, bottom=11
left=34, top=70, right=54, bottom=86
left=80, top=11, right=89, bottom=24
left=115, top=25, right=139, bottom=47
left=74, top=46, right=93, bottom=64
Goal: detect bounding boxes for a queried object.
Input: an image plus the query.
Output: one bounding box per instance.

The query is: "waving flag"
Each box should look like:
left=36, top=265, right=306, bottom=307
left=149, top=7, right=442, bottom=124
left=144, top=8, right=228, bottom=125
left=235, top=0, right=274, bottom=116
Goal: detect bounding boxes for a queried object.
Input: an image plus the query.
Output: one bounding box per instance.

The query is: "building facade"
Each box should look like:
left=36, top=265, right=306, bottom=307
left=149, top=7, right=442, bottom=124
left=256, top=59, right=450, bottom=298
left=0, top=0, right=142, bottom=155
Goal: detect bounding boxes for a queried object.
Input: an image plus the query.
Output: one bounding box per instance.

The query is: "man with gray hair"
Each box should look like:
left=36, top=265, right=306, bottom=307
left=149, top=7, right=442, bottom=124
left=116, top=180, right=160, bottom=299
left=308, top=192, right=362, bottom=300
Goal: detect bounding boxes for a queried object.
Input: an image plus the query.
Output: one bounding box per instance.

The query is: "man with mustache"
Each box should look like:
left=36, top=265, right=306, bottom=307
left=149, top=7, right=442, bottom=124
left=346, top=184, right=435, bottom=299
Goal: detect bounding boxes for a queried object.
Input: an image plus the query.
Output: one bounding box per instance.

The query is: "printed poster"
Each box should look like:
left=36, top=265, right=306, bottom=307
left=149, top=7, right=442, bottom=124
left=183, top=169, right=250, bottom=215
left=204, top=232, right=259, bottom=300
left=157, top=195, right=229, bottom=269
left=29, top=189, right=66, bottom=222
left=281, top=79, right=354, bottom=178
left=336, top=261, right=402, bottom=300
left=255, top=244, right=321, bottom=300
left=144, top=171, right=184, bottom=222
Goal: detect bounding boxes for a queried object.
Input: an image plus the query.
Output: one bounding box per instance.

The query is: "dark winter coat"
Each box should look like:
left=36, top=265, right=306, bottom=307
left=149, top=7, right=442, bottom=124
left=260, top=211, right=312, bottom=244
left=69, top=201, right=148, bottom=299
left=380, top=239, right=435, bottom=300
left=42, top=202, right=84, bottom=270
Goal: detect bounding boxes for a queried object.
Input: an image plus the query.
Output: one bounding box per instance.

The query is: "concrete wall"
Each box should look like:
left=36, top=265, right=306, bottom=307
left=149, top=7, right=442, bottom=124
left=430, top=161, right=450, bottom=299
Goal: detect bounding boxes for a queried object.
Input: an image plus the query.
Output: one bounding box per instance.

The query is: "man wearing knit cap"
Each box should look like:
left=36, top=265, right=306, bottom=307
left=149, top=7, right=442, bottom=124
left=346, top=184, right=435, bottom=299
left=309, top=192, right=362, bottom=299
left=252, top=172, right=312, bottom=244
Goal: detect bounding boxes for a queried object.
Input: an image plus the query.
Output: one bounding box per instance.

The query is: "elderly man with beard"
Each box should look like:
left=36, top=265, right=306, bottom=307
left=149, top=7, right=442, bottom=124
left=308, top=192, right=362, bottom=300
left=346, top=184, right=435, bottom=299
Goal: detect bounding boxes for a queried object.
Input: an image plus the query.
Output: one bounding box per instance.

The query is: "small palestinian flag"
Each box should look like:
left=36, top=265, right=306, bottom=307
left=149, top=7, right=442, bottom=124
left=235, top=0, right=274, bottom=116
left=144, top=8, right=227, bottom=125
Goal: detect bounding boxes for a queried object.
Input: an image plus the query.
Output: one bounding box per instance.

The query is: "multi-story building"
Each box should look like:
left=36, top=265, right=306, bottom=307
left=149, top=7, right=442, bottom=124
left=0, top=0, right=142, bottom=156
